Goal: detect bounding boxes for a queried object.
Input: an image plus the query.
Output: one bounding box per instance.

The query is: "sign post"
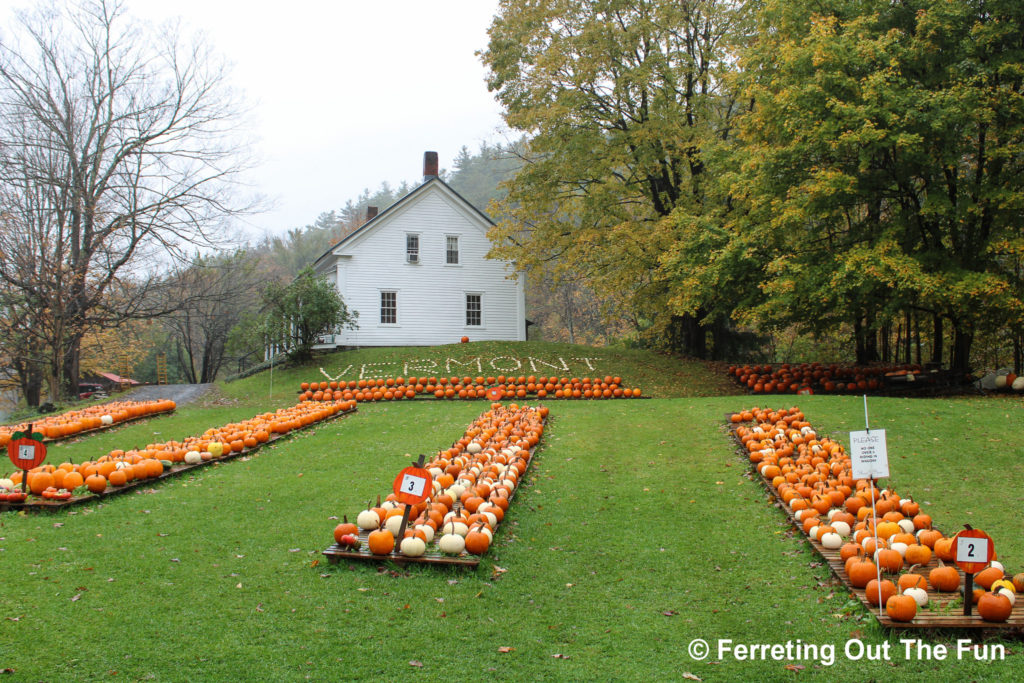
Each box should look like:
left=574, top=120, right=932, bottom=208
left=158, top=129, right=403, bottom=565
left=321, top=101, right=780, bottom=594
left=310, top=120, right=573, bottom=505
left=954, top=526, right=995, bottom=616
left=850, top=397, right=890, bottom=615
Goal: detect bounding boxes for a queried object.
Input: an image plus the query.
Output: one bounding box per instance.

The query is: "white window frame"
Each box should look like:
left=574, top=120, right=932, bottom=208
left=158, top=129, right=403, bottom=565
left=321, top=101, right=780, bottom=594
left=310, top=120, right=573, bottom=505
left=406, top=233, right=420, bottom=264
left=465, top=292, right=483, bottom=328
left=380, top=290, right=399, bottom=326
left=445, top=234, right=461, bottom=266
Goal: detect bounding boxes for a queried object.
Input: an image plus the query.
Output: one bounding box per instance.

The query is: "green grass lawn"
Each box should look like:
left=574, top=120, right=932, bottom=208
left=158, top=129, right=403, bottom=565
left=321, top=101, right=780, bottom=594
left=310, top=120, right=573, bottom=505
left=2, top=343, right=1022, bottom=681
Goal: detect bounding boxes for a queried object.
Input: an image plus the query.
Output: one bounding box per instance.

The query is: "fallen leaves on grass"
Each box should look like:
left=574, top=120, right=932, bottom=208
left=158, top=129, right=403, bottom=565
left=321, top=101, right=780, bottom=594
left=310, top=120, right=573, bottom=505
left=408, top=661, right=423, bottom=668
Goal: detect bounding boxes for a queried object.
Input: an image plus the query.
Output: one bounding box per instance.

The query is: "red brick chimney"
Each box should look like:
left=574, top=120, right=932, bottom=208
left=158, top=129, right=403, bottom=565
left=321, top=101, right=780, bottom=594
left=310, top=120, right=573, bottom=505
left=366, top=206, right=378, bottom=220
left=423, top=151, right=439, bottom=180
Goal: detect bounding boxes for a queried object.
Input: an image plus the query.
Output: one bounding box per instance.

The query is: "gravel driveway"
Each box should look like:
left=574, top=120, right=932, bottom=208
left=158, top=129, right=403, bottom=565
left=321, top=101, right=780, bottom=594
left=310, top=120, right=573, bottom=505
left=123, top=383, right=216, bottom=406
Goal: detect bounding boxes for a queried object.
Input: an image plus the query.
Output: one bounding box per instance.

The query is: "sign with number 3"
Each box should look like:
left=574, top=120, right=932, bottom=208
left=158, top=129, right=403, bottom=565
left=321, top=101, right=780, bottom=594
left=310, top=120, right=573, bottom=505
left=392, top=465, right=433, bottom=506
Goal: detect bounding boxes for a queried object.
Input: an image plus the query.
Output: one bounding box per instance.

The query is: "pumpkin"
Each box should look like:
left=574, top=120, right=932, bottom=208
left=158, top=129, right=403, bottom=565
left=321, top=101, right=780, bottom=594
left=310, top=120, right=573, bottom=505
left=1014, top=573, right=1024, bottom=593
left=886, top=590, right=917, bottom=622
left=848, top=556, right=878, bottom=588
left=438, top=533, right=466, bottom=555
left=916, top=528, right=942, bottom=548
left=977, top=590, right=1013, bottom=622
left=334, top=517, right=358, bottom=543
left=933, top=537, right=955, bottom=561
left=821, top=532, right=843, bottom=549
left=996, top=587, right=1016, bottom=606
left=100, top=415, right=113, bottom=425
left=866, top=578, right=897, bottom=607
left=399, top=536, right=426, bottom=557
left=974, top=566, right=1003, bottom=590
left=367, top=529, right=394, bottom=555
left=904, top=586, right=929, bottom=607
left=875, top=548, right=904, bottom=573
left=928, top=562, right=961, bottom=592
left=904, top=543, right=932, bottom=566
left=357, top=505, right=381, bottom=530
left=464, top=524, right=491, bottom=555
left=183, top=450, right=203, bottom=465
left=85, top=473, right=107, bottom=493
left=898, top=566, right=928, bottom=592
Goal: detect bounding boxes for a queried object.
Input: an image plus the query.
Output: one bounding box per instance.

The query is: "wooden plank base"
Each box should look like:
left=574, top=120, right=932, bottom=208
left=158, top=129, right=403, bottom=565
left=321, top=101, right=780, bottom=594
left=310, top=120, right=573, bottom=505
left=727, top=417, right=1024, bottom=631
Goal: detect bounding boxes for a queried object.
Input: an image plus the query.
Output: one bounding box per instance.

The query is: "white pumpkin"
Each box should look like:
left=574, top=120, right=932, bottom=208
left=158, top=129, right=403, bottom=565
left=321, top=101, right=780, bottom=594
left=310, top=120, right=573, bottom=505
left=466, top=442, right=482, bottom=455
left=384, top=515, right=405, bottom=536
left=995, top=375, right=1008, bottom=389
left=890, top=542, right=909, bottom=558
left=997, top=587, right=1016, bottom=606
left=441, top=520, right=469, bottom=537
left=399, top=536, right=426, bottom=557
left=414, top=524, right=435, bottom=543
left=438, top=533, right=465, bottom=555
left=905, top=586, right=929, bottom=607
left=183, top=450, right=203, bottom=465
left=356, top=509, right=380, bottom=531
left=0, top=478, right=14, bottom=491
left=831, top=521, right=851, bottom=537
left=990, top=560, right=1005, bottom=572
left=897, top=519, right=916, bottom=534
left=1012, top=377, right=1024, bottom=392
left=100, top=414, right=113, bottom=425
left=821, top=532, right=844, bottom=549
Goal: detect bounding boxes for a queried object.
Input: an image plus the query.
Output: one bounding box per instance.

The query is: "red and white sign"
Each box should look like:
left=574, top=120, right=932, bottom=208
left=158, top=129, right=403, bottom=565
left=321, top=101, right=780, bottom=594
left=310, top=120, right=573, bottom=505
left=392, top=466, right=433, bottom=506
left=8, top=436, right=46, bottom=471
left=954, top=528, right=995, bottom=575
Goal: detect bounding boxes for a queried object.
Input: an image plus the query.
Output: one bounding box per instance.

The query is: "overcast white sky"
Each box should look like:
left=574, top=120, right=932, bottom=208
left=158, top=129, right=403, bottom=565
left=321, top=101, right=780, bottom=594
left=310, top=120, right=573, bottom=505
left=6, top=0, right=509, bottom=239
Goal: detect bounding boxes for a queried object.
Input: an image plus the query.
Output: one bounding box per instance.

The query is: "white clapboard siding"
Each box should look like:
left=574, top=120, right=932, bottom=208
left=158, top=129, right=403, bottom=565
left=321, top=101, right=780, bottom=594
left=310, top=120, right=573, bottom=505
left=312, top=179, right=525, bottom=347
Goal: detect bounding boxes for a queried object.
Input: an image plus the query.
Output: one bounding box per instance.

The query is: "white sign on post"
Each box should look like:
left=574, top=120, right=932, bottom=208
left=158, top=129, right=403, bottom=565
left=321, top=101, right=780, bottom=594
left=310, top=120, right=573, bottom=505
left=399, top=473, right=428, bottom=497
left=957, top=536, right=989, bottom=564
left=849, top=429, right=889, bottom=479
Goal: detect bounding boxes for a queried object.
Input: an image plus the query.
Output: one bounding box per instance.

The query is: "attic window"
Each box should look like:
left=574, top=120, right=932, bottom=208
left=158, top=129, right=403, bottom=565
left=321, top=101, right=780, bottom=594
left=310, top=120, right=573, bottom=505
left=406, top=234, right=419, bottom=263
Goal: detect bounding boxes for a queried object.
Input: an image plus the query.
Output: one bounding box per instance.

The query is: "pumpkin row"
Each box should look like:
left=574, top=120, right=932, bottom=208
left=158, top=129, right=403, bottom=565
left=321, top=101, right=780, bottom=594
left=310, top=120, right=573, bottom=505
left=732, top=406, right=1018, bottom=623
left=0, top=399, right=176, bottom=445
left=331, top=403, right=547, bottom=559
left=301, top=375, right=641, bottom=402
left=727, top=363, right=928, bottom=394
left=0, top=400, right=355, bottom=504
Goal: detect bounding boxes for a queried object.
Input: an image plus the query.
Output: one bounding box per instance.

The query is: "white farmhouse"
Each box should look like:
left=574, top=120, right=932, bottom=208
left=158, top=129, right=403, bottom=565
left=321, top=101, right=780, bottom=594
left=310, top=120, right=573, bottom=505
left=311, top=152, right=526, bottom=347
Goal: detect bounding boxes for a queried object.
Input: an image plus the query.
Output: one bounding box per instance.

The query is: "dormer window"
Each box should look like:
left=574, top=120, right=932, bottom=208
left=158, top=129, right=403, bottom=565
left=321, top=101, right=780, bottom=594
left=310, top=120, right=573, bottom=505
left=406, top=233, right=419, bottom=263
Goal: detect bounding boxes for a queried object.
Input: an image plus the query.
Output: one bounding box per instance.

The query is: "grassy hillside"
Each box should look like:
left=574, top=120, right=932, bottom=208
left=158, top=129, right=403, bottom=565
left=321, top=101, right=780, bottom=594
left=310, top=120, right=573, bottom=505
left=221, top=340, right=741, bottom=402
left=2, top=343, right=1022, bottom=681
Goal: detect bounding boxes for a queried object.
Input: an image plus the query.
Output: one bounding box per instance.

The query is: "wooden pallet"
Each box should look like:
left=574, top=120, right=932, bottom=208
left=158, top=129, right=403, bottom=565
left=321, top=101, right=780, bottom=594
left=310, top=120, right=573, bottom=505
left=727, top=418, right=1024, bottom=631
left=323, top=529, right=480, bottom=567
left=323, top=417, right=544, bottom=568
left=1, top=406, right=357, bottom=512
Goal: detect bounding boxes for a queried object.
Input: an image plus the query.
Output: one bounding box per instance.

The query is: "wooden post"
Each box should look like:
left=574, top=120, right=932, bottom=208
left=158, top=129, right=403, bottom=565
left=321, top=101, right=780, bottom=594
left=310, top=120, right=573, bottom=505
left=20, top=422, right=32, bottom=493
left=964, top=573, right=974, bottom=617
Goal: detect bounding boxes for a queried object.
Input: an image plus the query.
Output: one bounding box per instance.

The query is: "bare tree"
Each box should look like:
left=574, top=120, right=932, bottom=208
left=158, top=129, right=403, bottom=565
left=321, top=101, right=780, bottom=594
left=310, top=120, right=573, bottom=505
left=0, top=0, right=255, bottom=399
left=161, top=251, right=266, bottom=384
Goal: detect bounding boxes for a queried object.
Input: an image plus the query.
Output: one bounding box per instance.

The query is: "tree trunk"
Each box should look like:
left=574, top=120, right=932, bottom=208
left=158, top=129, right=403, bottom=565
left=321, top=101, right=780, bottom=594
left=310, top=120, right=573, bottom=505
left=854, top=318, right=866, bottom=364
left=904, top=310, right=912, bottom=365
left=950, top=325, right=973, bottom=375
left=931, top=314, right=943, bottom=366
left=60, top=333, right=82, bottom=401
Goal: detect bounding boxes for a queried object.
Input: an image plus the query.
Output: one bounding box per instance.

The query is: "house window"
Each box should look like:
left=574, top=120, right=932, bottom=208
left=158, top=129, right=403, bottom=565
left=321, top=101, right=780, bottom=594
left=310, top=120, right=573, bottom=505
left=446, top=235, right=459, bottom=265
left=381, top=291, right=397, bottom=324
left=406, top=234, right=419, bottom=263
left=466, top=293, right=482, bottom=326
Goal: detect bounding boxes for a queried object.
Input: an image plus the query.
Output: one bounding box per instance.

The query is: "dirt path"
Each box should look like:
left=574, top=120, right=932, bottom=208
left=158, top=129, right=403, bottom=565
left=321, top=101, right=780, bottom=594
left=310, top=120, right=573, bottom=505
left=123, top=383, right=216, bottom=406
